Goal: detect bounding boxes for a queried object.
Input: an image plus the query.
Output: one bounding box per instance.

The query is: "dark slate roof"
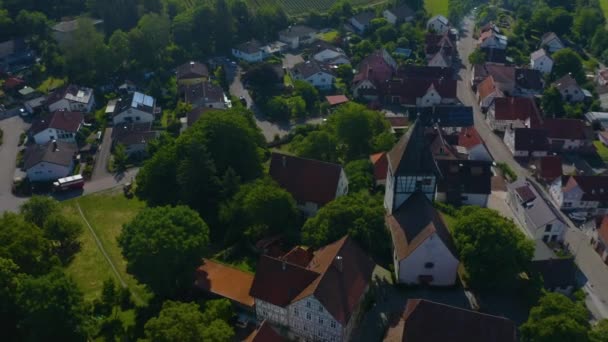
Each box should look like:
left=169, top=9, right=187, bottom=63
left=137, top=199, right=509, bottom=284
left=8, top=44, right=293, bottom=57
left=269, top=152, right=343, bottom=206
left=396, top=65, right=453, bottom=80
left=515, top=68, right=544, bottom=91
left=415, top=106, right=474, bottom=127
left=352, top=11, right=376, bottom=26
left=436, top=159, right=493, bottom=195
left=235, top=40, right=263, bottom=54
left=384, top=299, right=517, bottom=342
left=480, top=47, right=507, bottom=63
left=176, top=61, right=209, bottom=80
left=111, top=122, right=158, bottom=146
left=531, top=243, right=577, bottom=290
left=387, top=119, right=440, bottom=176
left=512, top=128, right=549, bottom=152
left=183, top=81, right=225, bottom=105
left=291, top=60, right=335, bottom=79
left=24, top=141, right=78, bottom=169
left=385, top=192, right=458, bottom=261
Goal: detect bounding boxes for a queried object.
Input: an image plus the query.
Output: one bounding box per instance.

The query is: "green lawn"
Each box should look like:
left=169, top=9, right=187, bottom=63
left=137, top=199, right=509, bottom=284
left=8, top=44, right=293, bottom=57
left=594, top=140, right=608, bottom=162
left=318, top=30, right=338, bottom=43
left=425, top=0, right=449, bottom=16
left=63, top=191, right=150, bottom=304
left=37, top=77, right=66, bottom=94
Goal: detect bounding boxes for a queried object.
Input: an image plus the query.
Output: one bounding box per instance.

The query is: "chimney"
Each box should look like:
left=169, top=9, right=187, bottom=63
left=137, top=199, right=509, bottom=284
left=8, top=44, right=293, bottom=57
left=282, top=155, right=287, bottom=168
left=334, top=255, right=343, bottom=272
left=52, top=139, right=58, bottom=152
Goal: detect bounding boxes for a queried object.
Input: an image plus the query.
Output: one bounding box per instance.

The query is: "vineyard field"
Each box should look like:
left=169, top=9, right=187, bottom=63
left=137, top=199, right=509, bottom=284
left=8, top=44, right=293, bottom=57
left=247, top=0, right=387, bottom=16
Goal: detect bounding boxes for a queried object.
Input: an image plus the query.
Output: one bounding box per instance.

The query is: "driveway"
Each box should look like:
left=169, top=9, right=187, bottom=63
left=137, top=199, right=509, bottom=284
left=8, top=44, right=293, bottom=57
left=458, top=16, right=608, bottom=319
left=282, top=53, right=304, bottom=69
left=0, top=115, right=29, bottom=212
left=92, top=127, right=113, bottom=181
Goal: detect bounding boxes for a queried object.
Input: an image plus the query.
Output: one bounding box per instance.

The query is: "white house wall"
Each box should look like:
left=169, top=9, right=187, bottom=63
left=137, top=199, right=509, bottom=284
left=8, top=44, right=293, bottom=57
left=112, top=108, right=155, bottom=125
left=396, top=233, right=459, bottom=286
left=27, top=161, right=72, bottom=182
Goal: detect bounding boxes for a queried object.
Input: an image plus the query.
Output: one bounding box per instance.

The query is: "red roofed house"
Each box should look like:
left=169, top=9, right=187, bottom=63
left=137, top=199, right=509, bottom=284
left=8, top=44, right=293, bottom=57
left=458, top=126, right=491, bottom=161
left=477, top=76, right=504, bottom=111
left=384, top=299, right=517, bottom=342
left=352, top=49, right=397, bottom=100
left=504, top=127, right=549, bottom=158
left=385, top=77, right=457, bottom=107
left=386, top=191, right=459, bottom=286
left=269, top=153, right=348, bottom=215
left=536, top=156, right=563, bottom=184
left=550, top=176, right=608, bottom=216
left=593, top=216, right=608, bottom=264
left=541, top=118, right=591, bottom=151
left=249, top=236, right=375, bottom=342
left=244, top=320, right=286, bottom=342
left=370, top=152, right=388, bottom=186
left=487, top=97, right=541, bottom=131
left=195, top=259, right=255, bottom=311
left=30, top=110, right=84, bottom=145
left=325, top=95, right=349, bottom=107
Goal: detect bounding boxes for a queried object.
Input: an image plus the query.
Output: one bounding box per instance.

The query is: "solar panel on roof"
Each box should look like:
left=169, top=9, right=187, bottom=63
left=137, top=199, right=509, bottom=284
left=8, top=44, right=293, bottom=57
left=132, top=92, right=144, bottom=107
left=143, top=94, right=154, bottom=107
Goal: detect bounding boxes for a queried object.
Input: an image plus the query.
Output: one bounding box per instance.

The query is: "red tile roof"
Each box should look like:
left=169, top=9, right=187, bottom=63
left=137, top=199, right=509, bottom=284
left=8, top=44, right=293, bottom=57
left=477, top=76, right=499, bottom=100
left=384, top=299, right=517, bottom=342
left=30, top=110, right=84, bottom=135
left=458, top=126, right=483, bottom=149
left=386, top=77, right=457, bottom=104
left=194, top=259, right=255, bottom=308
left=325, top=95, right=349, bottom=106
left=250, top=236, right=375, bottom=325
left=281, top=246, right=313, bottom=267
left=353, top=50, right=395, bottom=89
left=598, top=216, right=608, bottom=245
left=370, top=152, right=388, bottom=182
left=269, top=152, right=343, bottom=206
left=542, top=118, right=587, bottom=140
left=538, top=156, right=562, bottom=181
left=244, top=321, right=285, bottom=342
left=3, top=77, right=25, bottom=90
left=493, top=97, right=540, bottom=123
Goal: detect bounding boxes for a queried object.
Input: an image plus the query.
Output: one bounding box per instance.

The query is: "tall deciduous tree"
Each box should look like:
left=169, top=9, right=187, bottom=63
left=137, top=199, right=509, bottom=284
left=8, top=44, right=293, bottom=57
left=453, top=207, right=534, bottom=290
left=520, top=292, right=590, bottom=342
left=118, top=206, right=210, bottom=297
left=552, top=48, right=584, bottom=82
left=344, top=159, right=374, bottom=193
left=0, top=213, right=52, bottom=275
left=290, top=130, right=339, bottom=163
left=541, top=86, right=565, bottom=117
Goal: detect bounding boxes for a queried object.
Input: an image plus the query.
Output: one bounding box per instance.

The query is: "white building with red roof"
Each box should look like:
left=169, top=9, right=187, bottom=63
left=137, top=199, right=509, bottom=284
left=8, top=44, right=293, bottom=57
left=550, top=175, right=608, bottom=216
left=458, top=127, right=491, bottom=161
left=30, top=110, right=84, bottom=144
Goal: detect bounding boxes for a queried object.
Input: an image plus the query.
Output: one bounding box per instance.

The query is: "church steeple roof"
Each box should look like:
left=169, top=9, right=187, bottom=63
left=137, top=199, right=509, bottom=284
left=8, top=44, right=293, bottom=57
left=387, top=119, right=441, bottom=177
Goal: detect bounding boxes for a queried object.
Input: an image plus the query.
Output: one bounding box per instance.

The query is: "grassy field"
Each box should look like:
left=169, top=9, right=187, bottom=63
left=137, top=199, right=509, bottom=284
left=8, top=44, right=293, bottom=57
left=63, top=191, right=150, bottom=304
left=425, top=0, right=449, bottom=16
left=319, top=30, right=339, bottom=42
left=36, top=77, right=66, bottom=94
left=594, top=140, right=608, bottom=163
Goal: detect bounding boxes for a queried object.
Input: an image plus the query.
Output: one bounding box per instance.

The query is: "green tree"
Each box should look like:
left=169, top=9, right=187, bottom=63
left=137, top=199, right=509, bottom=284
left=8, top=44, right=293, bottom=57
left=129, top=13, right=171, bottom=69
left=287, top=96, right=307, bottom=119
left=16, top=268, right=89, bottom=341
left=344, top=159, right=374, bottom=193
left=541, top=86, right=565, bottom=117
left=590, top=319, right=608, bottom=342
left=290, top=130, right=339, bottom=163
left=113, top=143, right=128, bottom=172
left=15, top=10, right=50, bottom=38
left=573, top=7, right=604, bottom=45
left=42, top=213, right=83, bottom=261
left=108, top=30, right=130, bottom=72
left=0, top=213, right=52, bottom=275
left=552, top=48, right=584, bottom=82
left=453, top=207, right=534, bottom=290
left=520, top=292, right=590, bottom=342
left=0, top=258, right=22, bottom=338
left=62, top=18, right=110, bottom=84
left=220, top=178, right=298, bottom=244
left=294, top=80, right=320, bottom=114
left=302, top=192, right=390, bottom=261
left=20, top=195, right=59, bottom=228
left=468, top=48, right=486, bottom=65
left=118, top=206, right=210, bottom=297
left=266, top=96, right=290, bottom=121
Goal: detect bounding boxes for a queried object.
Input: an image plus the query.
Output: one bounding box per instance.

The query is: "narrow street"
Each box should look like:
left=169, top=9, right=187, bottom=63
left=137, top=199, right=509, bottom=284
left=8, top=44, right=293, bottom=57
left=91, top=127, right=113, bottom=181
left=457, top=16, right=608, bottom=319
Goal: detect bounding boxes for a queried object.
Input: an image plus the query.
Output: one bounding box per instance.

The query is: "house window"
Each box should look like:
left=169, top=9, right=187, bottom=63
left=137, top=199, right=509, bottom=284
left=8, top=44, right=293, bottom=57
left=294, top=308, right=299, bottom=317
left=543, top=235, right=549, bottom=242
left=424, top=262, right=434, bottom=269
left=551, top=235, right=558, bottom=242
left=564, top=202, right=572, bottom=208
left=306, top=301, right=311, bottom=308
left=319, top=317, right=323, bottom=325
left=331, top=321, right=336, bottom=328
left=545, top=224, right=552, bottom=232
left=318, top=305, right=323, bottom=312
left=306, top=312, right=311, bottom=320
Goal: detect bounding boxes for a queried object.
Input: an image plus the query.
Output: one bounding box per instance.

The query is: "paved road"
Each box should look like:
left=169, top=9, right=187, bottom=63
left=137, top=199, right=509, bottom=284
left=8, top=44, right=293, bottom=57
left=92, top=127, right=113, bottom=181
left=229, top=67, right=322, bottom=142
left=0, top=115, right=29, bottom=212
left=457, top=16, right=608, bottom=319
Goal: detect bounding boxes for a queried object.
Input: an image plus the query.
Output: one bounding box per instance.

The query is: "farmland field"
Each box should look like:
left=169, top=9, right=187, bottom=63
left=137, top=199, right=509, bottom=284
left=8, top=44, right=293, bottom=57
left=247, top=0, right=387, bottom=16
left=425, top=0, right=449, bottom=16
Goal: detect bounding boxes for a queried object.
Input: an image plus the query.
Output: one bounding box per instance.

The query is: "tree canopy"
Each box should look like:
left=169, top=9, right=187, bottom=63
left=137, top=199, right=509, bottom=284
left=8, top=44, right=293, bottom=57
left=452, top=207, right=534, bottom=290
left=344, top=159, right=375, bottom=193
left=118, top=206, right=210, bottom=297
left=551, top=48, right=584, bottom=82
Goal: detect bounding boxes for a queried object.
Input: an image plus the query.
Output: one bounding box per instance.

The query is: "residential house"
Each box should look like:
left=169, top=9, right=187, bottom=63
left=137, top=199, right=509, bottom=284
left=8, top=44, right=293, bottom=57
left=540, top=32, right=565, bottom=53
left=487, top=97, right=542, bottom=131
left=593, top=216, right=608, bottom=264
left=384, top=119, right=440, bottom=212
left=370, top=152, right=388, bottom=186
left=289, top=60, right=336, bottom=90
left=386, top=77, right=457, bottom=107
left=183, top=81, right=230, bottom=109
left=427, top=50, right=451, bottom=68
left=542, top=118, right=590, bottom=151
left=550, top=176, right=608, bottom=216
left=458, top=126, right=492, bottom=161
left=515, top=68, right=545, bottom=96
left=109, top=92, right=160, bottom=126
left=481, top=46, right=508, bottom=63
left=24, top=140, right=78, bottom=182
left=477, top=76, right=505, bottom=110
left=279, top=25, right=317, bottom=49
left=435, top=159, right=493, bottom=207
left=244, top=321, right=285, bottom=342
left=425, top=32, right=455, bottom=65
left=427, top=15, right=450, bottom=34
left=383, top=4, right=415, bottom=25
left=479, top=31, right=508, bottom=50
left=530, top=49, right=553, bottom=74
left=386, top=191, right=459, bottom=286
left=52, top=18, right=103, bottom=45
left=352, top=49, right=397, bottom=100
left=46, top=85, right=95, bottom=113
left=325, top=95, right=349, bottom=108
left=504, top=127, right=549, bottom=158
left=111, top=122, right=158, bottom=157
left=531, top=240, right=577, bottom=294
left=311, top=42, right=350, bottom=65
left=350, top=11, right=376, bottom=34
left=30, top=110, right=84, bottom=144
left=176, top=61, right=209, bottom=86
left=585, top=111, right=608, bottom=130
left=384, top=299, right=517, bottom=342
left=269, top=153, right=348, bottom=215
left=249, top=236, right=375, bottom=342
left=232, top=40, right=266, bottom=63
left=507, top=180, right=566, bottom=242
left=597, top=68, right=608, bottom=87
left=24, top=96, right=48, bottom=115
left=417, top=106, right=474, bottom=130
left=535, top=156, right=563, bottom=184
left=0, top=38, right=35, bottom=72
left=554, top=74, right=586, bottom=103
left=600, top=131, right=608, bottom=146
left=480, top=22, right=501, bottom=35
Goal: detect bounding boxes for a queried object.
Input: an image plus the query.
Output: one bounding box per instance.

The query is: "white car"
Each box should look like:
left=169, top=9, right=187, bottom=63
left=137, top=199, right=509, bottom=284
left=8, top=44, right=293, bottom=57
left=19, top=107, right=28, bottom=117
